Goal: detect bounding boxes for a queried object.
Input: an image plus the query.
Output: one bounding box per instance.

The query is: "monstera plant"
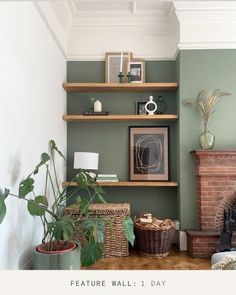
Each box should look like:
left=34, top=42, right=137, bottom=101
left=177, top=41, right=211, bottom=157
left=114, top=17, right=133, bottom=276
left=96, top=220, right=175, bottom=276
left=0, top=140, right=135, bottom=269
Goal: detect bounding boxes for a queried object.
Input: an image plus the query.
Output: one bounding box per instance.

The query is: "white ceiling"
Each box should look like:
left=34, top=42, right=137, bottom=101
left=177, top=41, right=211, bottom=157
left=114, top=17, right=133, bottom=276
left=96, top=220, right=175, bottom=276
left=35, top=1, right=236, bottom=60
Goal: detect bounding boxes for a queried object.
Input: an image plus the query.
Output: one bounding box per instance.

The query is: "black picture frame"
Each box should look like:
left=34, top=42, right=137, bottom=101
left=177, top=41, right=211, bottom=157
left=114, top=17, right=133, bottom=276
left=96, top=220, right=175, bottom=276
left=135, top=101, right=148, bottom=115
left=129, top=126, right=169, bottom=181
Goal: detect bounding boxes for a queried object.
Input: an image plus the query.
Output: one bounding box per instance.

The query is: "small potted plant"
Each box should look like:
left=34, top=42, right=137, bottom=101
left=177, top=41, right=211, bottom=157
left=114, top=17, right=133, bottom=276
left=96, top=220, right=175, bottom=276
left=0, top=140, right=135, bottom=269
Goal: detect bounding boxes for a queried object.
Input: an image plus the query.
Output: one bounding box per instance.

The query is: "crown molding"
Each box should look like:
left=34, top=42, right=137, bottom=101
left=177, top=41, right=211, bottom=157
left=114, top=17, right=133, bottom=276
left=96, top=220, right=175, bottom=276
left=34, top=2, right=68, bottom=57
left=178, top=42, right=236, bottom=50
left=67, top=54, right=178, bottom=61
left=71, top=0, right=170, bottom=16
left=51, top=1, right=73, bottom=33
left=174, top=1, right=236, bottom=22
left=36, top=1, right=236, bottom=61
left=174, top=1, right=236, bottom=52
left=70, top=22, right=174, bottom=34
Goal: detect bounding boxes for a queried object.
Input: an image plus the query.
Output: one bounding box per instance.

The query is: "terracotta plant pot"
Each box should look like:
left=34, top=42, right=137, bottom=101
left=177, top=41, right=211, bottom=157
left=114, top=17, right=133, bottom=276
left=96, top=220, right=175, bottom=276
left=36, top=240, right=77, bottom=254
left=33, top=241, right=81, bottom=270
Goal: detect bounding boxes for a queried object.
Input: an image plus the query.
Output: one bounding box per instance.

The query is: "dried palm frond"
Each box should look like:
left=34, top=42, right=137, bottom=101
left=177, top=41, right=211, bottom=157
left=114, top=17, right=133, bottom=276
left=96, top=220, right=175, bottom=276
left=183, top=89, right=231, bottom=126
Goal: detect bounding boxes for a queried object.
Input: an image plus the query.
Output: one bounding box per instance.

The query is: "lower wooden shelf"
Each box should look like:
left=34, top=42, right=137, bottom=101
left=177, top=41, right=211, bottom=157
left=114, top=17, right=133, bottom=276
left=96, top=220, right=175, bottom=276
left=63, top=181, right=178, bottom=187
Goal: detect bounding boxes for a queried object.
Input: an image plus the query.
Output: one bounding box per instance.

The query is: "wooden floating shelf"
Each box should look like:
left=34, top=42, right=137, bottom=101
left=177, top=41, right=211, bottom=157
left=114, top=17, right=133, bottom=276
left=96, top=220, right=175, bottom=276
left=63, top=181, right=179, bottom=187
left=62, top=114, right=178, bottom=122
left=62, top=82, right=178, bottom=92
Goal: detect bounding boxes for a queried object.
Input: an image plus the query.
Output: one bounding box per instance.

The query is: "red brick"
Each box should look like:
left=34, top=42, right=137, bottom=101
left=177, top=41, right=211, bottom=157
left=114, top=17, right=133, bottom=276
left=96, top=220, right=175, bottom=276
left=191, top=151, right=236, bottom=257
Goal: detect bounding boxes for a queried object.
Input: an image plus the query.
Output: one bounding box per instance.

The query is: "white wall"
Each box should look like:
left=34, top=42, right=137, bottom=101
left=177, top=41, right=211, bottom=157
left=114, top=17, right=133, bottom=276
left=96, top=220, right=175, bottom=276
left=0, top=2, right=67, bottom=269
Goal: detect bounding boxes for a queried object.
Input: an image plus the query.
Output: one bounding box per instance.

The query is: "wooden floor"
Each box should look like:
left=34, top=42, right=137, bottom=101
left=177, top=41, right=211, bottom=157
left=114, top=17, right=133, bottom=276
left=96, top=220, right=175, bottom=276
left=84, top=246, right=211, bottom=270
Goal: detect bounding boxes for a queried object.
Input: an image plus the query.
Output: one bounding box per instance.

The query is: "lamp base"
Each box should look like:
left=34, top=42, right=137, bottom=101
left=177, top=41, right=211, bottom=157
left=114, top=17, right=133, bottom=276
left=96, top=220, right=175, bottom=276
left=88, top=172, right=96, bottom=179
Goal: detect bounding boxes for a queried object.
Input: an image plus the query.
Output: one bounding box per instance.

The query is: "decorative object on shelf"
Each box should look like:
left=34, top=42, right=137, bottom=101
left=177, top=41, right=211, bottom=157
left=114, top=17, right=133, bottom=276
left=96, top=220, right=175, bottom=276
left=136, top=101, right=148, bottom=115
left=126, top=71, right=132, bottom=83
left=89, top=97, right=95, bottom=112
left=96, top=174, right=118, bottom=182
left=128, top=58, right=145, bottom=83
left=129, top=126, right=169, bottom=181
left=74, top=152, right=99, bottom=178
left=83, top=111, right=109, bottom=116
left=155, top=95, right=167, bottom=114
left=118, top=53, right=125, bottom=83
left=105, top=52, right=133, bottom=83
left=118, top=71, right=125, bottom=83
left=126, top=52, right=132, bottom=83
left=199, top=129, right=215, bottom=150
left=183, top=89, right=231, bottom=150
left=145, top=96, right=157, bottom=115
left=120, top=52, right=123, bottom=72
left=94, top=99, right=102, bottom=112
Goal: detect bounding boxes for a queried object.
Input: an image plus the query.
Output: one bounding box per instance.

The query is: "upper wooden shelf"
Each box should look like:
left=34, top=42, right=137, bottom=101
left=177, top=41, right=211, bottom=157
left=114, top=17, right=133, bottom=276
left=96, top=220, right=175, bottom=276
left=63, top=181, right=179, bottom=187
left=62, top=82, right=178, bottom=92
left=62, top=114, right=178, bottom=122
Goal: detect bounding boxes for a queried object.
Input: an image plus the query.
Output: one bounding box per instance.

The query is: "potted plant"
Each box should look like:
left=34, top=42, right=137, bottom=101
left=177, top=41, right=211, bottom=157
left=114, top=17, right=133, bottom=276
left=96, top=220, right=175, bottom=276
left=0, top=140, right=135, bottom=269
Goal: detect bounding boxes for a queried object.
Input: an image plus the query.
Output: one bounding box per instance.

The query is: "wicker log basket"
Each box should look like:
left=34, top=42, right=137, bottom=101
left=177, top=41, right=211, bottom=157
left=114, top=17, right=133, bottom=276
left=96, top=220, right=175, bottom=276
left=134, top=214, right=175, bottom=258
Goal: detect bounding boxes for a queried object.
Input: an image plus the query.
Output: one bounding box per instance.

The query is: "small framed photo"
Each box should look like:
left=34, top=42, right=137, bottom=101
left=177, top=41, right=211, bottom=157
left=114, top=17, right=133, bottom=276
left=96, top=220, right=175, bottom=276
left=128, top=58, right=145, bottom=83
left=105, top=52, right=133, bottom=83
left=129, top=126, right=169, bottom=181
left=136, top=101, right=147, bottom=115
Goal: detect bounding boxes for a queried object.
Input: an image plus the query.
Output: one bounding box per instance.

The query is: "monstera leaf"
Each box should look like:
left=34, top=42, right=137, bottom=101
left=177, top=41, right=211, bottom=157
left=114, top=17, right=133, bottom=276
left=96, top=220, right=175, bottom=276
left=80, top=218, right=105, bottom=243
left=81, top=241, right=103, bottom=266
left=124, top=217, right=135, bottom=246
left=27, top=195, right=48, bottom=216
left=0, top=189, right=9, bottom=224
left=19, top=178, right=34, bottom=198
left=48, top=216, right=74, bottom=241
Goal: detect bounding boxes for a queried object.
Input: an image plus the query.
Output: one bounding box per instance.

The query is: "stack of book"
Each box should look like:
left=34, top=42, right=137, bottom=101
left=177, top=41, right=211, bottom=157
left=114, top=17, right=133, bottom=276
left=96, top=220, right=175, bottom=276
left=96, top=174, right=118, bottom=182
left=83, top=111, right=109, bottom=116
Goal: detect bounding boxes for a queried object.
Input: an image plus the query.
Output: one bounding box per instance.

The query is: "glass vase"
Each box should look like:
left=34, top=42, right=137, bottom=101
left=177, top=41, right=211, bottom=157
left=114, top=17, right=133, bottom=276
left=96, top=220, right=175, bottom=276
left=199, top=126, right=215, bottom=150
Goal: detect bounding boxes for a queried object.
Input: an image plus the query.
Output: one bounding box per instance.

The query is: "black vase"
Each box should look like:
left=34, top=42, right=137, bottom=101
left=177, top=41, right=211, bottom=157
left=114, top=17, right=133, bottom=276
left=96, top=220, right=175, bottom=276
left=155, top=95, right=167, bottom=114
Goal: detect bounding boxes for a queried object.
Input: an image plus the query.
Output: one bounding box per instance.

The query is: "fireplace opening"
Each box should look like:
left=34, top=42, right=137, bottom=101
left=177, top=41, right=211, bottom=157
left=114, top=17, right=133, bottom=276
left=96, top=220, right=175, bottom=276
left=219, top=206, right=236, bottom=252
left=232, top=201, right=236, bottom=231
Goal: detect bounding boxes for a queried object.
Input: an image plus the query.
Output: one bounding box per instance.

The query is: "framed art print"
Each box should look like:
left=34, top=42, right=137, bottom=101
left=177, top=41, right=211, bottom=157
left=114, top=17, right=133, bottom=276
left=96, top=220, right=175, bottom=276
left=105, top=52, right=133, bottom=83
left=135, top=101, right=148, bottom=115
left=128, top=58, right=145, bottom=83
left=129, top=126, right=169, bottom=181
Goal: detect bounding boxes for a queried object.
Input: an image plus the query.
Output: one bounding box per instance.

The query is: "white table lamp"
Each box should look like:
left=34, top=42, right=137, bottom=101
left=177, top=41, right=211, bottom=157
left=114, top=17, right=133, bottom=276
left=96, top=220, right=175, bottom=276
left=74, top=152, right=99, bottom=171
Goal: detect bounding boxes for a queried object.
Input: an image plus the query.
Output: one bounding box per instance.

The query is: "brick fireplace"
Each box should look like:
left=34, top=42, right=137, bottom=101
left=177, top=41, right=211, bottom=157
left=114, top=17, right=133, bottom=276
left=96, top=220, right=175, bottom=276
left=187, top=150, right=236, bottom=258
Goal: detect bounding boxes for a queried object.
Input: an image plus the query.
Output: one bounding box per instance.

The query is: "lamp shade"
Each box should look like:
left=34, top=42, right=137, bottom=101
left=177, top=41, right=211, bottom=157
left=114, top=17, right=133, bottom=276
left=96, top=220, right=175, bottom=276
left=74, top=152, right=99, bottom=170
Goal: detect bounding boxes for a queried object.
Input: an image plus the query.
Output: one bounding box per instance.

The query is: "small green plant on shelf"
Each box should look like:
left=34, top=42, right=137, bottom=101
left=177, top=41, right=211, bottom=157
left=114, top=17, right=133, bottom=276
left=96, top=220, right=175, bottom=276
left=0, top=140, right=135, bottom=267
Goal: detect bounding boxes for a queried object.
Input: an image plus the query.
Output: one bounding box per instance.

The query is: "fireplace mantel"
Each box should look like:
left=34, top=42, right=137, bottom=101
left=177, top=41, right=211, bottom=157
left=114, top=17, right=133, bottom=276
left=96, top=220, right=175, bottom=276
left=192, top=150, right=236, bottom=177
left=191, top=150, right=236, bottom=155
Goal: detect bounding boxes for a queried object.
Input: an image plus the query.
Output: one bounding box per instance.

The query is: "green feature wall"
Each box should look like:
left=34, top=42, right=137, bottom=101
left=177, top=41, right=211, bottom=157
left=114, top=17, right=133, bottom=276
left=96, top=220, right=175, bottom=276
left=67, top=61, right=179, bottom=219
left=67, top=50, right=236, bottom=229
left=178, top=49, right=236, bottom=229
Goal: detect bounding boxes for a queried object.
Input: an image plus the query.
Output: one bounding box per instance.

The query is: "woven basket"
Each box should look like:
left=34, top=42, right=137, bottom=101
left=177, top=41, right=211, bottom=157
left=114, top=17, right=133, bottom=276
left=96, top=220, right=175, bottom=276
left=134, top=218, right=175, bottom=257
left=64, top=203, right=130, bottom=258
